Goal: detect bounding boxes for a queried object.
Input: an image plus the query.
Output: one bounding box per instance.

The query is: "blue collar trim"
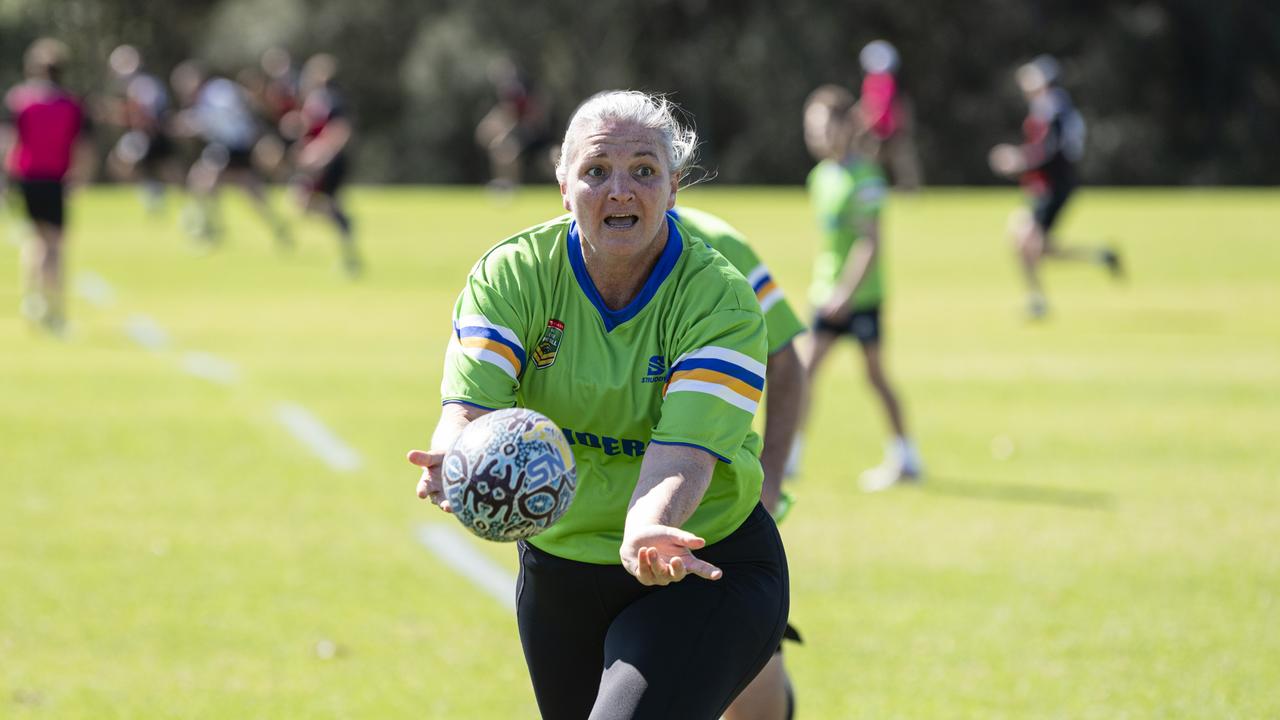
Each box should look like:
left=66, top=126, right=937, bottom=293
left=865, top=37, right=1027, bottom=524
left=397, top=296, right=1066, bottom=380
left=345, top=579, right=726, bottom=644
left=567, top=215, right=684, bottom=332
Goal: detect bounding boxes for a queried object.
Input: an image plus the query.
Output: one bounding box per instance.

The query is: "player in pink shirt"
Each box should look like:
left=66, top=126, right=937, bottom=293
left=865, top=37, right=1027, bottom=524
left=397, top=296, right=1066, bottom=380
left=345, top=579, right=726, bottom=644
left=856, top=40, right=923, bottom=190
left=2, top=38, right=92, bottom=334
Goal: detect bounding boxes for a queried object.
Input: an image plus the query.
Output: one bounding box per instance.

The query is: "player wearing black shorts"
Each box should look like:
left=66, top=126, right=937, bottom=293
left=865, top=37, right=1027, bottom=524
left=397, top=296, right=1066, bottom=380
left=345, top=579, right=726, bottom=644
left=104, top=45, right=181, bottom=214
left=801, top=85, right=924, bottom=492
left=988, top=55, right=1123, bottom=319
left=289, top=54, right=360, bottom=276
left=4, top=38, right=90, bottom=335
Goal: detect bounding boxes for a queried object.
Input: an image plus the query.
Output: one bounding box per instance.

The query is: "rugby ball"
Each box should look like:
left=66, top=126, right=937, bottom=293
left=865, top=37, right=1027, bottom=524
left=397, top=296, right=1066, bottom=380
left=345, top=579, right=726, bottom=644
left=442, top=408, right=577, bottom=542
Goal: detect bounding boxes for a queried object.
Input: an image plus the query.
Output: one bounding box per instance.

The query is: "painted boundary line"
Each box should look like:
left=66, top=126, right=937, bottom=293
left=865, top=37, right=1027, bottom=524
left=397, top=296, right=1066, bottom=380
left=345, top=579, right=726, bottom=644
left=274, top=402, right=363, bottom=472
left=416, top=523, right=517, bottom=611
left=75, top=269, right=363, bottom=474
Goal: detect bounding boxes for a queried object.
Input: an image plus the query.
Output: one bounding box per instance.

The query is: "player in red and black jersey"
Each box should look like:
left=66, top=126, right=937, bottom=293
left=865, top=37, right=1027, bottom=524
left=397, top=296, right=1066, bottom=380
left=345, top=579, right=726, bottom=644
left=286, top=53, right=360, bottom=277
left=474, top=57, right=553, bottom=192
left=989, top=55, right=1123, bottom=319
left=2, top=38, right=93, bottom=334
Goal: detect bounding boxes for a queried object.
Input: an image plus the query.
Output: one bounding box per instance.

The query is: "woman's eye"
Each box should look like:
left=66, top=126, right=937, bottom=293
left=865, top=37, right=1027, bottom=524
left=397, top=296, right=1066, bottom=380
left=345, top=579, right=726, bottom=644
left=585, top=166, right=605, bottom=178
left=635, top=166, right=655, bottom=178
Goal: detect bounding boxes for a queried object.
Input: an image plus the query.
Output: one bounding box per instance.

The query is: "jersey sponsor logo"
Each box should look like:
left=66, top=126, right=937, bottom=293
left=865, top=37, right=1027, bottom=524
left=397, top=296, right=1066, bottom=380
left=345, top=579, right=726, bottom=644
left=642, top=355, right=667, bottom=383
left=560, top=427, right=647, bottom=457
left=663, top=346, right=765, bottom=414
left=531, top=318, right=565, bottom=369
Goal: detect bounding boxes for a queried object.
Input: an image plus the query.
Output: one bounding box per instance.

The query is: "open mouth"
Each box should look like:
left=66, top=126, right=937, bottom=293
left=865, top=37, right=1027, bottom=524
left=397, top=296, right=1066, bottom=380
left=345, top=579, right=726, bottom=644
left=603, top=214, right=639, bottom=230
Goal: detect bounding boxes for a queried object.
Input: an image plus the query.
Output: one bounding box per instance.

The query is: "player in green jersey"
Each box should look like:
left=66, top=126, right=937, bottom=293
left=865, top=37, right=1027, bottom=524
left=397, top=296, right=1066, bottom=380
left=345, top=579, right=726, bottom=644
left=801, top=84, right=923, bottom=492
left=407, top=91, right=788, bottom=719
left=673, top=206, right=806, bottom=720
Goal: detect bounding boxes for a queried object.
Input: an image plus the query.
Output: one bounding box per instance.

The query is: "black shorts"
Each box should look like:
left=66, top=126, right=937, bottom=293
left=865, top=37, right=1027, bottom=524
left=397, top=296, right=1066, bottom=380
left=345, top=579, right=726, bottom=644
left=139, top=132, right=175, bottom=170
left=814, top=305, right=882, bottom=345
left=309, top=153, right=348, bottom=196
left=1032, top=182, right=1075, bottom=234
left=777, top=622, right=803, bottom=653
left=17, top=179, right=65, bottom=227
left=516, top=503, right=789, bottom=719
left=200, top=143, right=255, bottom=172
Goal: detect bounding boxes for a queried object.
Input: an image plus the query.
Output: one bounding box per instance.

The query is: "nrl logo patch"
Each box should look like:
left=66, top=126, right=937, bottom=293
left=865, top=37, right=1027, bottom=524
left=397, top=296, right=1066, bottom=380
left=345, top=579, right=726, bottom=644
left=531, top=319, right=565, bottom=369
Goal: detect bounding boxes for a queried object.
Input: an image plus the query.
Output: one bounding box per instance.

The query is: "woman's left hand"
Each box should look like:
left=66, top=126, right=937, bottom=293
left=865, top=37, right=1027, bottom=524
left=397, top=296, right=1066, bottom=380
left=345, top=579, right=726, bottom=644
left=621, top=524, right=723, bottom=586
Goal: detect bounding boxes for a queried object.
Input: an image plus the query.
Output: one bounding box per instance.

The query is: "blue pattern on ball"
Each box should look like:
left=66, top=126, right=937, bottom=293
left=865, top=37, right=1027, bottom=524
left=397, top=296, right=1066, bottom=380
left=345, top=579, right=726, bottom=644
left=443, top=408, right=578, bottom=542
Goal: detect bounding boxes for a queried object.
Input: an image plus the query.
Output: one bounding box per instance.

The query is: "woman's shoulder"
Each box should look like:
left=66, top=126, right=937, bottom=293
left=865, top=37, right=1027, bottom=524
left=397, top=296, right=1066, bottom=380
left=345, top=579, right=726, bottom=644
left=470, top=214, right=571, bottom=279
left=673, top=231, right=760, bottom=317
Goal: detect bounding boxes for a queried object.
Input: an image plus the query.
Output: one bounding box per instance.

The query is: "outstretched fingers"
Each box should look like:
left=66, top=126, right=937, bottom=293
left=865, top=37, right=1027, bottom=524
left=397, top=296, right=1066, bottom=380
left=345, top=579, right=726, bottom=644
left=407, top=448, right=451, bottom=512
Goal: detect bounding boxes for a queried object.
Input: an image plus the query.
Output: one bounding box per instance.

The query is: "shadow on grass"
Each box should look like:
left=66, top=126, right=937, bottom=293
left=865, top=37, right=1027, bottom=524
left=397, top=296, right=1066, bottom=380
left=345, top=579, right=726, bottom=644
left=918, top=477, right=1114, bottom=511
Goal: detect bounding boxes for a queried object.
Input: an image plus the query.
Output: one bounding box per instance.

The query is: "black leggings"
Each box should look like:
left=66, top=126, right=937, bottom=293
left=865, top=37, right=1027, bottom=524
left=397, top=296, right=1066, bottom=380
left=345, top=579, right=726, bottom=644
left=516, top=503, right=789, bottom=720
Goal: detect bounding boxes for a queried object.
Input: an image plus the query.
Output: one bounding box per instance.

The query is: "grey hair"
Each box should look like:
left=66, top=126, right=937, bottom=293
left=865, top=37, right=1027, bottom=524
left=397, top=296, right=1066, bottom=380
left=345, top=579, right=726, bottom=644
left=555, top=90, right=700, bottom=185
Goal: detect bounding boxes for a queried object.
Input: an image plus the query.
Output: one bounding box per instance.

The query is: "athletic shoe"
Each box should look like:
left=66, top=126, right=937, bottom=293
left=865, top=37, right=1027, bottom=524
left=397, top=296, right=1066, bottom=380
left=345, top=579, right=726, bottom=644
left=1101, top=247, right=1124, bottom=280
left=1026, top=293, right=1049, bottom=321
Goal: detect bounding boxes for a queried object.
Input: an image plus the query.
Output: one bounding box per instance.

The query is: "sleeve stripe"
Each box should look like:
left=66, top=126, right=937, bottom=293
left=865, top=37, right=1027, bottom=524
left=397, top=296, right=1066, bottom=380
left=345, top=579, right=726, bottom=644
left=759, top=288, right=784, bottom=314
left=671, top=346, right=766, bottom=380
left=666, top=369, right=763, bottom=401
left=458, top=343, right=518, bottom=380
left=665, top=378, right=759, bottom=414
left=456, top=313, right=525, bottom=350
left=746, top=264, right=770, bottom=289
left=667, top=357, right=764, bottom=390
left=649, top=440, right=731, bottom=464
left=455, top=317, right=524, bottom=368
left=458, top=325, right=527, bottom=368
left=754, top=279, right=778, bottom=299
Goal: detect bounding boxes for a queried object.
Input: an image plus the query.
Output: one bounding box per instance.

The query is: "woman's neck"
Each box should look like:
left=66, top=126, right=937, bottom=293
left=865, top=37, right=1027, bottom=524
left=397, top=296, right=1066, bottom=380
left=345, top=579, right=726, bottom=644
left=582, top=225, right=669, bottom=311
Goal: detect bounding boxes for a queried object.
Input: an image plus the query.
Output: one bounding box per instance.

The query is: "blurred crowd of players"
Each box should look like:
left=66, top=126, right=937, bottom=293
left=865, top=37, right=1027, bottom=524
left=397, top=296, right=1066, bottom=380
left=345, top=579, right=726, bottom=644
left=1, top=39, right=361, bottom=334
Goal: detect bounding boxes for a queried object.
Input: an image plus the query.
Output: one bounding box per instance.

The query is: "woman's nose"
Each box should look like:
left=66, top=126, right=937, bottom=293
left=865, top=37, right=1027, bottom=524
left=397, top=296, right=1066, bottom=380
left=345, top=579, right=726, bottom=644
left=607, top=173, right=635, bottom=202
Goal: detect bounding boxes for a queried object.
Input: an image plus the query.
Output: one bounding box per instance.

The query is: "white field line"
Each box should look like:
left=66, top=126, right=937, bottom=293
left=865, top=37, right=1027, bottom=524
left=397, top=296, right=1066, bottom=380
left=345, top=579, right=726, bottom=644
left=64, top=269, right=366, bottom=476
left=416, top=524, right=517, bottom=611
left=74, top=271, right=116, bottom=308
left=273, top=402, right=363, bottom=472
left=181, top=351, right=240, bottom=386
left=124, top=314, right=170, bottom=351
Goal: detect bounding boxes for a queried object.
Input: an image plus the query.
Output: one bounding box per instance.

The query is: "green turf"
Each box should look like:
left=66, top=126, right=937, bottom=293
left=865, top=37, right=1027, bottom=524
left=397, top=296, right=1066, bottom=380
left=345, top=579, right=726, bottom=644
left=1, top=186, right=1277, bottom=718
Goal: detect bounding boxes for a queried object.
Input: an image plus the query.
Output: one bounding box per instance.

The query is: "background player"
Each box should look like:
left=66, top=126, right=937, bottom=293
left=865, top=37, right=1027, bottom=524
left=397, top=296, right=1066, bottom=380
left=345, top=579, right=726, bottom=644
left=2, top=38, right=92, bottom=335
left=102, top=44, right=180, bottom=214
left=170, top=59, right=290, bottom=248
left=673, top=205, right=807, bottom=720
left=856, top=39, right=923, bottom=191
left=802, top=84, right=923, bottom=492
left=988, top=54, right=1123, bottom=319
left=287, top=53, right=361, bottom=276
left=473, top=56, right=552, bottom=192
left=409, top=90, right=788, bottom=718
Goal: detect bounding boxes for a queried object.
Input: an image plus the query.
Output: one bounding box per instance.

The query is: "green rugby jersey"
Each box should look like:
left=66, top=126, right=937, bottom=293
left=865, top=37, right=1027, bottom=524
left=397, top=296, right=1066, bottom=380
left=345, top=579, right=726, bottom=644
left=671, top=206, right=806, bottom=355
left=441, top=213, right=768, bottom=564
left=806, top=158, right=888, bottom=310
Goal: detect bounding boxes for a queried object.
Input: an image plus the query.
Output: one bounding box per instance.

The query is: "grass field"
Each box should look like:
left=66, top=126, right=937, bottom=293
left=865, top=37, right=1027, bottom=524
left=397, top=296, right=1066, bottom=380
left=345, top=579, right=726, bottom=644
left=2, top=185, right=1278, bottom=718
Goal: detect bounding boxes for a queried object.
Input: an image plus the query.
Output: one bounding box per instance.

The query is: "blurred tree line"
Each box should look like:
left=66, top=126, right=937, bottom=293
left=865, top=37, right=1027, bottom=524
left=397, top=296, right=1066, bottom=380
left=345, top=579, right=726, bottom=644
left=1, top=0, right=1277, bottom=185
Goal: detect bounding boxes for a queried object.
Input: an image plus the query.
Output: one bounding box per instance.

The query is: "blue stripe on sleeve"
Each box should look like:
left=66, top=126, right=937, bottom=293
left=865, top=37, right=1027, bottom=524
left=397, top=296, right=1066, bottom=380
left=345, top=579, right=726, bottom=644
left=649, top=440, right=732, bottom=464
left=455, top=325, right=527, bottom=369
left=668, top=357, right=765, bottom=390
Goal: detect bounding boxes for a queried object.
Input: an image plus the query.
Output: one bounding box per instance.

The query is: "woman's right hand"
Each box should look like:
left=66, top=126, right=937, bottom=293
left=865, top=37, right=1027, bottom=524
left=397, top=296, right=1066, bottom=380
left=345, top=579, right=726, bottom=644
left=407, top=449, right=452, bottom=513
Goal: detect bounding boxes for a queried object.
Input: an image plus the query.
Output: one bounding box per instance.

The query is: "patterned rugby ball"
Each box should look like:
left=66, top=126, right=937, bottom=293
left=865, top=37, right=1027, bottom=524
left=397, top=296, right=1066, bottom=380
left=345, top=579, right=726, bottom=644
left=442, top=408, right=577, bottom=542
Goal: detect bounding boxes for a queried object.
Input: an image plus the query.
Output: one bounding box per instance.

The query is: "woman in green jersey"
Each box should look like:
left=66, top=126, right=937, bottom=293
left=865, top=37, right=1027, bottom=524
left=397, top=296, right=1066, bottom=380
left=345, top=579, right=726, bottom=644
left=408, top=91, right=788, bottom=720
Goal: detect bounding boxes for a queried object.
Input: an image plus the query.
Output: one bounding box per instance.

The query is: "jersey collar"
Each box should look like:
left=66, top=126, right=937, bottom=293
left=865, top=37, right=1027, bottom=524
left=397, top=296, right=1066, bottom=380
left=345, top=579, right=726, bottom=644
left=567, top=214, right=683, bottom=333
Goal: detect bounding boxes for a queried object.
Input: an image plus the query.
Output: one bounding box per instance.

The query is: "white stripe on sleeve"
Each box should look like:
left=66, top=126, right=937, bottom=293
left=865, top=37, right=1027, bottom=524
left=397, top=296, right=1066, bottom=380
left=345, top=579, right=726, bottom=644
left=671, top=346, right=767, bottom=379
left=665, top=378, right=759, bottom=414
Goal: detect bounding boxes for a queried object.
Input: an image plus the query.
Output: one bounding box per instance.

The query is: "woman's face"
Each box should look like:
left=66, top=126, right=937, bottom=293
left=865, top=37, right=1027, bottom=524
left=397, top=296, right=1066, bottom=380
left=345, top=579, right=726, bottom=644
left=560, top=119, right=678, bottom=261
left=803, top=102, right=840, bottom=161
